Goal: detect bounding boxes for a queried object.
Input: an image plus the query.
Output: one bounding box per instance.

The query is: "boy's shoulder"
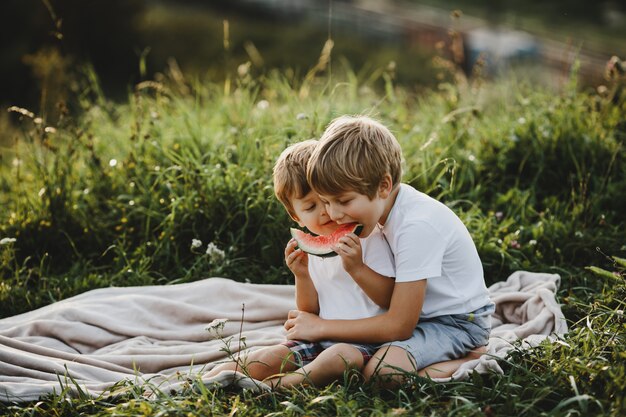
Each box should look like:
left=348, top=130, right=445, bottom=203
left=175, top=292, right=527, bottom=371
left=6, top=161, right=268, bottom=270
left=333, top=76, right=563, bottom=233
left=387, top=184, right=460, bottom=232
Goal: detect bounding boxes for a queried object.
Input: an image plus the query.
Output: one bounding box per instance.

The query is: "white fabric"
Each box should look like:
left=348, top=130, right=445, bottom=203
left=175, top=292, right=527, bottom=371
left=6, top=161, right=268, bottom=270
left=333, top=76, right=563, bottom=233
left=381, top=184, right=491, bottom=317
left=309, top=226, right=395, bottom=320
left=0, top=271, right=567, bottom=401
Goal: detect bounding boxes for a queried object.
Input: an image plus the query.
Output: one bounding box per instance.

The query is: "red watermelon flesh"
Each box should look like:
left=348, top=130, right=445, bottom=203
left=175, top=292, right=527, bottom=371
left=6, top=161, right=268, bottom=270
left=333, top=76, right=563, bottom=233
left=290, top=223, right=363, bottom=257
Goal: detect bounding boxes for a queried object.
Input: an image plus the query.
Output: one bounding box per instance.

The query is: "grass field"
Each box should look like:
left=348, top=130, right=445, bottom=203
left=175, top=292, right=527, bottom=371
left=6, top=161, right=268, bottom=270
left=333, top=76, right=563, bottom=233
left=0, top=55, right=625, bottom=415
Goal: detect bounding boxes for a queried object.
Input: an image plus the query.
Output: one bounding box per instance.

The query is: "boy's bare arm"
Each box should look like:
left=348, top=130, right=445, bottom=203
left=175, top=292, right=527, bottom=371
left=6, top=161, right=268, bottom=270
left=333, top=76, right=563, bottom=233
left=294, top=273, right=319, bottom=314
left=285, top=239, right=320, bottom=314
left=347, top=265, right=394, bottom=309
left=334, top=233, right=394, bottom=309
left=285, top=280, right=426, bottom=343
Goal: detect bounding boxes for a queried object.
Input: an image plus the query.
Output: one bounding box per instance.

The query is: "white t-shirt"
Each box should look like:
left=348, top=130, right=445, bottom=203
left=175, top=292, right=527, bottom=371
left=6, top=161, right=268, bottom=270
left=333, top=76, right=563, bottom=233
left=381, top=184, right=491, bottom=318
left=308, top=227, right=395, bottom=320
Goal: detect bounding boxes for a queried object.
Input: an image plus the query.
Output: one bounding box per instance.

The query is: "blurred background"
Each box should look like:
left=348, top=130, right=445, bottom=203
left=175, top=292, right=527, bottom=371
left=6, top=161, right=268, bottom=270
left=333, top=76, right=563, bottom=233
left=2, top=0, right=626, bottom=124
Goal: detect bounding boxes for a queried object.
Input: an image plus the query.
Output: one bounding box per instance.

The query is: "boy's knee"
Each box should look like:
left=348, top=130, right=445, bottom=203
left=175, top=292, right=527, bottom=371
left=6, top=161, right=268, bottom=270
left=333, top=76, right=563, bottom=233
left=319, top=343, right=365, bottom=369
left=247, top=345, right=294, bottom=371
left=363, top=346, right=416, bottom=386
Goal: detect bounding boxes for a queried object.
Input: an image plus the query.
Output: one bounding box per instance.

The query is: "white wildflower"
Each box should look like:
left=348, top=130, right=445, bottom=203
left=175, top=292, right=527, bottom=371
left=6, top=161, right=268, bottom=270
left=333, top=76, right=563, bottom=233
left=0, top=238, right=17, bottom=245
left=191, top=239, right=203, bottom=250
left=206, top=242, right=226, bottom=262
left=296, top=113, right=308, bottom=120
left=109, top=159, right=118, bottom=167
left=8, top=106, right=34, bottom=118
left=206, top=318, right=228, bottom=335
left=256, top=100, right=270, bottom=110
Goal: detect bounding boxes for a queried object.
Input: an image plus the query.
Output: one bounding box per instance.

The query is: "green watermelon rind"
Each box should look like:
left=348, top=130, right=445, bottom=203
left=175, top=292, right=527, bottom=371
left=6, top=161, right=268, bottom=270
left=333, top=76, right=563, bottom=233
left=290, top=224, right=363, bottom=258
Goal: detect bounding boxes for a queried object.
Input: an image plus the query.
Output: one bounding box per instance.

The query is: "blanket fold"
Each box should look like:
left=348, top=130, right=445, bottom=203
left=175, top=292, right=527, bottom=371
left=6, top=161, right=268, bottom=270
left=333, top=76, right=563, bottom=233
left=0, top=272, right=567, bottom=401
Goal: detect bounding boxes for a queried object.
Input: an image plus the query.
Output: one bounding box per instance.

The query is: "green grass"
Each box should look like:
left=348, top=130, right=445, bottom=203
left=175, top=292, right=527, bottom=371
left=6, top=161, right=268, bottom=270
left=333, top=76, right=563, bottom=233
left=0, top=57, right=625, bottom=415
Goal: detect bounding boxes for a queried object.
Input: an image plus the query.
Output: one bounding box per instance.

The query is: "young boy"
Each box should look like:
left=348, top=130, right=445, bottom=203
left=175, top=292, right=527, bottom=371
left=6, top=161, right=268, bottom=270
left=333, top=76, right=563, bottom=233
left=204, top=139, right=396, bottom=389
left=284, top=115, right=495, bottom=385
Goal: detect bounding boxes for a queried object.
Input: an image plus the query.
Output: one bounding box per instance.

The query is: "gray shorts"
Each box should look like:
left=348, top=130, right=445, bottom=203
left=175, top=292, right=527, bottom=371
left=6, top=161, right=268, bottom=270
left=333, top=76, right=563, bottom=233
left=379, top=303, right=495, bottom=370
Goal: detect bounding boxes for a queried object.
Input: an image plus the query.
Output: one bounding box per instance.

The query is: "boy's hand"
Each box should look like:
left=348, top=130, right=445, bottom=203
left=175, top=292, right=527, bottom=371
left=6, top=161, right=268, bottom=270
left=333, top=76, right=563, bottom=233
left=284, top=310, right=323, bottom=342
left=333, top=233, right=364, bottom=275
left=285, top=238, right=309, bottom=278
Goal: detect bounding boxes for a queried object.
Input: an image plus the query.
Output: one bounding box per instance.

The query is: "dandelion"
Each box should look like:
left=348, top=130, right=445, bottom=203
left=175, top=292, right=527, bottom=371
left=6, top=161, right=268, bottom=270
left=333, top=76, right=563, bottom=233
left=191, top=239, right=203, bottom=250
left=0, top=237, right=17, bottom=245
left=206, top=242, right=226, bottom=263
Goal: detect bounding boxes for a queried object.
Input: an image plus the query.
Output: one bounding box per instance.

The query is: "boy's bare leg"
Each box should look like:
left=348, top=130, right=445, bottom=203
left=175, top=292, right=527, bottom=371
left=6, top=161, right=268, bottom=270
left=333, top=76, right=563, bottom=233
left=417, top=346, right=487, bottom=378
left=264, top=343, right=365, bottom=389
left=204, top=344, right=298, bottom=381
left=362, top=345, right=418, bottom=388
left=363, top=346, right=487, bottom=387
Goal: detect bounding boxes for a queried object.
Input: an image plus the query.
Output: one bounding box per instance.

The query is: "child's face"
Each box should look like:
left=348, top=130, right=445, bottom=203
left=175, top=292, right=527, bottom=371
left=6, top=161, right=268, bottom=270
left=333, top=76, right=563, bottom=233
left=317, top=190, right=386, bottom=238
left=290, top=191, right=339, bottom=236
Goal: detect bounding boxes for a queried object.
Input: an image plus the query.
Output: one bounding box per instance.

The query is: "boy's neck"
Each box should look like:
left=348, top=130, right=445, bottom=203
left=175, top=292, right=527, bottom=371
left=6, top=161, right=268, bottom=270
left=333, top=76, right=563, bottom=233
left=379, top=184, right=401, bottom=226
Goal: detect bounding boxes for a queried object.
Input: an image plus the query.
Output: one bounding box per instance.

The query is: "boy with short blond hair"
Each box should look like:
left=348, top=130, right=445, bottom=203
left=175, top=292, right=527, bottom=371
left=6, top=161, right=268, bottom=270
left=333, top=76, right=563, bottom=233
left=284, top=115, right=494, bottom=385
left=204, top=139, right=396, bottom=389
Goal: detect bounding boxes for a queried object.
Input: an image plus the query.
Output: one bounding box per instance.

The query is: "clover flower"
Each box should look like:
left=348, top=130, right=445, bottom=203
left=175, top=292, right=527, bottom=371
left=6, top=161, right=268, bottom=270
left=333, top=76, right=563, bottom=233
left=191, top=239, right=203, bottom=250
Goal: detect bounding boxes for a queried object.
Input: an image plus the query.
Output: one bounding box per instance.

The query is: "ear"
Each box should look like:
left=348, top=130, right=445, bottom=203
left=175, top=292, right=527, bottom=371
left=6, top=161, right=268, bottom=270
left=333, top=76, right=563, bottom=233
left=378, top=173, right=393, bottom=199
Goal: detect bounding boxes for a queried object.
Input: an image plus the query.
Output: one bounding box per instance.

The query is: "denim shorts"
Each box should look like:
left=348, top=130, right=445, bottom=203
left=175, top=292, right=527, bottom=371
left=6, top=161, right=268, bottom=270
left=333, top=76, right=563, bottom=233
left=379, top=303, right=495, bottom=370
left=282, top=340, right=377, bottom=367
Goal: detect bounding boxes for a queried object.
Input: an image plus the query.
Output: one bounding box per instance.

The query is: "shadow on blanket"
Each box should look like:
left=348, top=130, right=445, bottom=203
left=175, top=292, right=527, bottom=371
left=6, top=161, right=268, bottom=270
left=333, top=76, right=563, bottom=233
left=0, top=272, right=567, bottom=402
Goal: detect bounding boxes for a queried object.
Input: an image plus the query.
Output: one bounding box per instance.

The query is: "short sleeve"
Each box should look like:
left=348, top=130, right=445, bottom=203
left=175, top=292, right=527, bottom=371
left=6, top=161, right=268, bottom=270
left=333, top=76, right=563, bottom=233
left=393, top=221, right=446, bottom=282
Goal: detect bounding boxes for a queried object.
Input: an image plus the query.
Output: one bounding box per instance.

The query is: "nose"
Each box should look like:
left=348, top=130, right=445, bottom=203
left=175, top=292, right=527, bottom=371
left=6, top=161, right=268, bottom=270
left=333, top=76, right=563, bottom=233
left=326, top=203, right=343, bottom=222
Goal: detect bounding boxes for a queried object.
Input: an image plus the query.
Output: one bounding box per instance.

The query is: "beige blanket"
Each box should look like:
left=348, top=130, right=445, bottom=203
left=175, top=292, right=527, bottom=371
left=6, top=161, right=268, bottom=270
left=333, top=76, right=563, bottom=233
left=0, top=272, right=567, bottom=401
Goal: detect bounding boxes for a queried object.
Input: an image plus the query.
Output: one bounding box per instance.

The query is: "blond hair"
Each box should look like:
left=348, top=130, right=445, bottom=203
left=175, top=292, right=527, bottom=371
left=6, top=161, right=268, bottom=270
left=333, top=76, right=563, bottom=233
left=308, top=115, right=402, bottom=198
left=273, top=139, right=318, bottom=216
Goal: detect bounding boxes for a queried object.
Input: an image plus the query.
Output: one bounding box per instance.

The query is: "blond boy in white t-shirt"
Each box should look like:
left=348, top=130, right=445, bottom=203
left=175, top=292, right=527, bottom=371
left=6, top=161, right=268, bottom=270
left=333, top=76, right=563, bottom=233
left=285, top=116, right=495, bottom=386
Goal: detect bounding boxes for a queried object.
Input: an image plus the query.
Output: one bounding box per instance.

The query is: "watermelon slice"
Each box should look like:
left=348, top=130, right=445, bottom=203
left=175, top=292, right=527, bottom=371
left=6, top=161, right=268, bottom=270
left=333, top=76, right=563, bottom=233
left=290, top=223, right=364, bottom=257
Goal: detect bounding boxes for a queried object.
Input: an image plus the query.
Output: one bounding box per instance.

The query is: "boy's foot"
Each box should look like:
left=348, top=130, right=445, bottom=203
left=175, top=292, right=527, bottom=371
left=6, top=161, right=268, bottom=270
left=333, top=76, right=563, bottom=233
left=208, top=370, right=272, bottom=393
